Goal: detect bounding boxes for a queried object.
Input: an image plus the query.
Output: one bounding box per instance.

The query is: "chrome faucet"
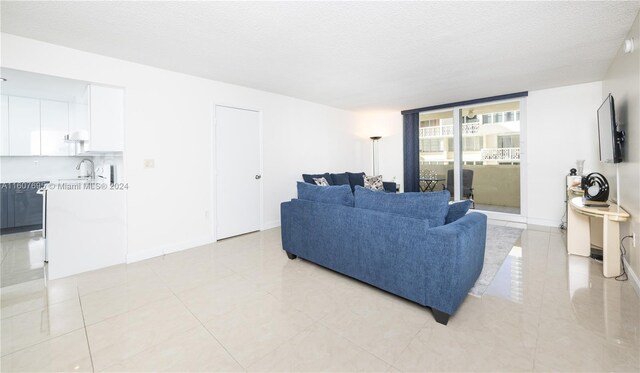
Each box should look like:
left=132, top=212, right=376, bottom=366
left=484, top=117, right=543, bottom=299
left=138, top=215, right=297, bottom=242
left=76, top=159, right=95, bottom=180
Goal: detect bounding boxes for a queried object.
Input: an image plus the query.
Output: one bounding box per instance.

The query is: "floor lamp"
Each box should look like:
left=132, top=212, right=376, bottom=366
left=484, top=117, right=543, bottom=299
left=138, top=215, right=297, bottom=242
left=370, top=136, right=381, bottom=175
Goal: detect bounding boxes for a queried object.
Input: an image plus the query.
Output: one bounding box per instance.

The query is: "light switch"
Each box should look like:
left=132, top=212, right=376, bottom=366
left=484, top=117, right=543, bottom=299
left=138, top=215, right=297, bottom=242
left=143, top=159, right=155, bottom=168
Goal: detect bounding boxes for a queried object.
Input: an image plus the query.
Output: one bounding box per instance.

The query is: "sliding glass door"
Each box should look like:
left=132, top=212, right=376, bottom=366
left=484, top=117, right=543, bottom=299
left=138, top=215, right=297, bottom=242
left=418, top=99, right=524, bottom=216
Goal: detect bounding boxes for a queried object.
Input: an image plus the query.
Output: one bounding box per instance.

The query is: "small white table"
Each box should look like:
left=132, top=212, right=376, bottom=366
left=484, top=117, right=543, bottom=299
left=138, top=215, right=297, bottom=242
left=567, top=197, right=630, bottom=277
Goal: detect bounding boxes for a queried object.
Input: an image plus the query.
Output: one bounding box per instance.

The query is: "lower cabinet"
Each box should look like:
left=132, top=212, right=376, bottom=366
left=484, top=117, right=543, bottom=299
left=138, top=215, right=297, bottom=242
left=0, top=187, right=11, bottom=229
left=0, top=182, right=46, bottom=232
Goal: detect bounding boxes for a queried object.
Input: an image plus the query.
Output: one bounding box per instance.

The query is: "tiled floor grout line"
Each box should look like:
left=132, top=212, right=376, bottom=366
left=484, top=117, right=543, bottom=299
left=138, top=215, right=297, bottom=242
left=387, top=324, right=425, bottom=370
left=0, top=327, right=83, bottom=359
left=530, top=231, right=552, bottom=371
left=0, top=290, right=85, bottom=359
left=76, top=287, right=96, bottom=373
left=165, top=287, right=249, bottom=373
left=187, top=249, right=329, bottom=371
left=148, top=251, right=252, bottom=372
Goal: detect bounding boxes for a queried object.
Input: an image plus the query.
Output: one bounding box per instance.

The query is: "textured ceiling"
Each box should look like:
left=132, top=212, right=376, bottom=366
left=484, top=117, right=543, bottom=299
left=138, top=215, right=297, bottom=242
left=2, top=1, right=639, bottom=111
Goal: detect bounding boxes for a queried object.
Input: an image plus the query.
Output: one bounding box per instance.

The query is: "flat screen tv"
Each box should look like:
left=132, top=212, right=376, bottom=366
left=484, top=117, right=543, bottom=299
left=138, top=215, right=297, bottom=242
left=597, top=93, right=623, bottom=163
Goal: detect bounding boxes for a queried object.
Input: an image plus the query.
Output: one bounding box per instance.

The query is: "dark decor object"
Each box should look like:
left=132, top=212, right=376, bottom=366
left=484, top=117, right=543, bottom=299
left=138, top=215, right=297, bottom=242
left=402, top=112, right=420, bottom=192
left=346, top=171, right=366, bottom=189
left=581, top=172, right=609, bottom=202
left=331, top=173, right=350, bottom=186
left=443, top=169, right=475, bottom=208
left=303, top=172, right=396, bottom=193
left=431, top=308, right=450, bottom=325
left=569, top=168, right=577, bottom=176
left=597, top=94, right=624, bottom=164
left=302, top=173, right=334, bottom=185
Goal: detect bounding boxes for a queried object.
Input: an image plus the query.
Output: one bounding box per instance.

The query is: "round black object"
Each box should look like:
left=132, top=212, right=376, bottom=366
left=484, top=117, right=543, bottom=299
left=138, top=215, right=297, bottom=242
left=569, top=168, right=577, bottom=176
left=582, top=172, right=609, bottom=202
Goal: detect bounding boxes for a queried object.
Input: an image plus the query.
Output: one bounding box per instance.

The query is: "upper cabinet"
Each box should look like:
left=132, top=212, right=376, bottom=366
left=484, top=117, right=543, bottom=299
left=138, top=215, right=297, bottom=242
left=1, top=96, right=70, bottom=156
left=0, top=71, right=125, bottom=156
left=85, top=85, right=124, bottom=153
left=41, top=100, right=71, bottom=156
left=8, top=96, right=40, bottom=156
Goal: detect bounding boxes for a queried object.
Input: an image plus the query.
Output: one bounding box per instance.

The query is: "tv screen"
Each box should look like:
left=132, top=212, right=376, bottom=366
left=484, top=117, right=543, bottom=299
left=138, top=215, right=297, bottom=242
left=597, top=94, right=622, bottom=163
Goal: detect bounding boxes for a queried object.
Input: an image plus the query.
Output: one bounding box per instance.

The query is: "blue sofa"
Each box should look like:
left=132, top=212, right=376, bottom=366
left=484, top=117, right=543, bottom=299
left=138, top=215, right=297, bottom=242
left=280, top=183, right=487, bottom=325
left=302, top=171, right=397, bottom=193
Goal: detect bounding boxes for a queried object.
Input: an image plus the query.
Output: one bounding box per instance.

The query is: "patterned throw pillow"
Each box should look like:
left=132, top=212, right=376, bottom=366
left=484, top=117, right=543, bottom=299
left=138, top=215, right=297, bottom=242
left=363, top=175, right=384, bottom=191
left=313, top=177, right=330, bottom=186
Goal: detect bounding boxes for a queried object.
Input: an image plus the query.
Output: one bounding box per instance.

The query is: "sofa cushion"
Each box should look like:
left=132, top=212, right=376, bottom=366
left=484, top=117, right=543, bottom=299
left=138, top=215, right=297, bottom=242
left=446, top=200, right=473, bottom=224
left=346, top=172, right=366, bottom=191
left=354, top=186, right=450, bottom=227
left=313, top=177, right=330, bottom=186
left=364, top=175, right=384, bottom=191
left=302, top=173, right=334, bottom=185
left=297, top=182, right=354, bottom=207
left=330, top=172, right=350, bottom=186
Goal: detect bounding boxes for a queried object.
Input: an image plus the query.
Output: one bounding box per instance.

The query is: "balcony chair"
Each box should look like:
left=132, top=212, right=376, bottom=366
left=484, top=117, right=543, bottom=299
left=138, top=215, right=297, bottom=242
left=443, top=169, right=475, bottom=208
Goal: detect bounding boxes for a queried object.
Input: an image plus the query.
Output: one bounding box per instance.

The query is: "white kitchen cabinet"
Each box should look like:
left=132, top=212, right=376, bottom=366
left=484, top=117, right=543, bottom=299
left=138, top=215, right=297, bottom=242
left=40, top=100, right=71, bottom=156
left=1, top=95, right=8, bottom=155
left=69, top=102, right=89, bottom=134
left=87, top=85, right=124, bottom=152
left=8, top=96, right=40, bottom=156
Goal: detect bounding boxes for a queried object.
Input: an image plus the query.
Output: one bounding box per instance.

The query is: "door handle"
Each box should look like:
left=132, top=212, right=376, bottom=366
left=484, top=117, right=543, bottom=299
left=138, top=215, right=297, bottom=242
left=255, top=175, right=262, bottom=180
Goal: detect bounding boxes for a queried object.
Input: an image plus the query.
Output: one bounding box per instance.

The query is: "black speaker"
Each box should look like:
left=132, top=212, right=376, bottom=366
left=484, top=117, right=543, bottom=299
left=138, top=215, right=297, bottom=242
left=581, top=172, right=609, bottom=202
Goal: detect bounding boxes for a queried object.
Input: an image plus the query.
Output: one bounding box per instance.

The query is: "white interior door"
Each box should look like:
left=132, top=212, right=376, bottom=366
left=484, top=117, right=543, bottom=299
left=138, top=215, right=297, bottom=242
left=215, top=105, right=261, bottom=240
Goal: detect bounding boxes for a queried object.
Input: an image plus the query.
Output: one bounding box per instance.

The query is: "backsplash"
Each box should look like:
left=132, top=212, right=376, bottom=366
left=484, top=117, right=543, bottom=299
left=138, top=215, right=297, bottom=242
left=0, top=156, right=124, bottom=183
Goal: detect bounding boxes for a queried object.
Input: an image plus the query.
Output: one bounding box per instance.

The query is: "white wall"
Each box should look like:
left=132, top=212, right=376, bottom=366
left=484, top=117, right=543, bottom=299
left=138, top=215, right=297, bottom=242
left=601, top=11, right=640, bottom=286
left=354, top=110, right=404, bottom=189
left=1, top=33, right=360, bottom=261
left=353, top=82, right=603, bottom=226
left=526, top=81, right=603, bottom=226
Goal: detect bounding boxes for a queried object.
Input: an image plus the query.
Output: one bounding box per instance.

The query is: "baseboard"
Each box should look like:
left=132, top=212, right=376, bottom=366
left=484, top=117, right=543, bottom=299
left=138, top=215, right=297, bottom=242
left=126, top=234, right=215, bottom=263
left=126, top=247, right=164, bottom=264
left=262, top=220, right=281, bottom=230
left=526, top=217, right=561, bottom=228
left=623, top=256, right=640, bottom=298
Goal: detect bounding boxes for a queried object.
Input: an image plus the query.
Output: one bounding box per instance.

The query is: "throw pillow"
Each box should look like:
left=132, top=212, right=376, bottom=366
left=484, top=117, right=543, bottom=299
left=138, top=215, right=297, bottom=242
left=445, top=200, right=472, bottom=224
left=330, top=172, right=350, bottom=186
left=363, top=175, right=384, bottom=191
left=302, top=173, right=334, bottom=185
left=346, top=172, right=366, bottom=191
left=297, top=182, right=354, bottom=207
left=313, top=177, right=330, bottom=186
left=354, top=186, right=450, bottom=227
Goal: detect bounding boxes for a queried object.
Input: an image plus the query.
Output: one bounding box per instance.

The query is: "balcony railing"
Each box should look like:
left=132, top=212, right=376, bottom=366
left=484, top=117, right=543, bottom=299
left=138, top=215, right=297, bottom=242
left=481, top=147, right=520, bottom=162
left=419, top=123, right=480, bottom=137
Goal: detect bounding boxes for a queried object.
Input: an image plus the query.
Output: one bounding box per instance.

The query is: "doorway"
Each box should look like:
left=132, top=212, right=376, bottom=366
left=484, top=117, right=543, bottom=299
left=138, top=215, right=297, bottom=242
left=214, top=105, right=262, bottom=240
left=418, top=98, right=526, bottom=219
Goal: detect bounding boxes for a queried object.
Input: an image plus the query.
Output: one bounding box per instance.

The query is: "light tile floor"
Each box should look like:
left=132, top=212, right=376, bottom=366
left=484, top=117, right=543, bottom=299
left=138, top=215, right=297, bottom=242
left=1, top=222, right=639, bottom=372
left=1, top=230, right=45, bottom=287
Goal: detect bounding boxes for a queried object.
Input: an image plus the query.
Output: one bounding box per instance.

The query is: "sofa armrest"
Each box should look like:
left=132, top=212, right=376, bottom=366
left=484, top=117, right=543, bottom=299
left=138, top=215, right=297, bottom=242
left=420, top=212, right=487, bottom=314
left=382, top=182, right=396, bottom=193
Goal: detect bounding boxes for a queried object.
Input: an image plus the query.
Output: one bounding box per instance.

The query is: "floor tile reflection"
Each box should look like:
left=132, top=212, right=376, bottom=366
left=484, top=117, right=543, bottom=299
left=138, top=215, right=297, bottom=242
left=1, top=230, right=45, bottom=287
